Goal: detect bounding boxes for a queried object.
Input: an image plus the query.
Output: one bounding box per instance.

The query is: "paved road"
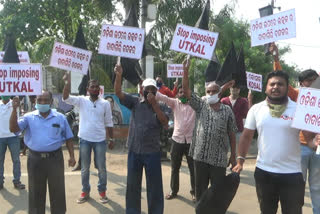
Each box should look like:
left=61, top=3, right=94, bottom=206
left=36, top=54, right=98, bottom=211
left=0, top=144, right=313, bottom=214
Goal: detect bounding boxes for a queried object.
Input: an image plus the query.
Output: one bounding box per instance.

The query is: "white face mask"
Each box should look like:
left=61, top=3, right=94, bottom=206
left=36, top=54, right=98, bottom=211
left=206, top=93, right=220, bottom=104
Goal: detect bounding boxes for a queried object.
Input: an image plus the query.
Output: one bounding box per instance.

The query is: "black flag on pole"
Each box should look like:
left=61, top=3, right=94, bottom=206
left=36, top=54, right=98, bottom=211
left=235, top=45, right=247, bottom=88
left=194, top=0, right=210, bottom=30
left=3, top=34, right=20, bottom=63
left=205, top=53, right=220, bottom=83
left=73, top=23, right=90, bottom=95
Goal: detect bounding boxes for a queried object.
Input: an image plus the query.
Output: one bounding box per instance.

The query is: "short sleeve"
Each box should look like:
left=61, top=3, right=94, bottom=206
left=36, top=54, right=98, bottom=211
left=227, top=107, right=238, bottom=133
left=62, top=116, right=74, bottom=140
left=63, top=95, right=81, bottom=107
left=244, top=105, right=257, bottom=130
left=17, top=115, right=29, bottom=132
left=119, top=93, right=139, bottom=110
left=104, top=101, right=114, bottom=127
left=189, top=93, right=204, bottom=113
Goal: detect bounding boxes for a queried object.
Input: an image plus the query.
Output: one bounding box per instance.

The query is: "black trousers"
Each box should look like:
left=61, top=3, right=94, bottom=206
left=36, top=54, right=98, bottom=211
left=170, top=140, right=195, bottom=195
left=27, top=149, right=66, bottom=214
left=194, top=160, right=226, bottom=201
left=254, top=167, right=305, bottom=214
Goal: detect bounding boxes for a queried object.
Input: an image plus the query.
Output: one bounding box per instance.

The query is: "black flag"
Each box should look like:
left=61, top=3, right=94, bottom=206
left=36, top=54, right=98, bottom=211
left=235, top=46, right=247, bottom=88
left=3, top=34, right=20, bottom=63
left=205, top=53, right=220, bottom=83
left=73, top=23, right=90, bottom=95
left=215, top=42, right=237, bottom=86
left=117, top=2, right=142, bottom=86
left=194, top=0, right=210, bottom=30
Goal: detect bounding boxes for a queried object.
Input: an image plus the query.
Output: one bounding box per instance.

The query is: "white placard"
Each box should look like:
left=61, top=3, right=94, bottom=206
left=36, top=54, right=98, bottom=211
left=98, top=24, right=145, bottom=59
left=170, top=24, right=219, bottom=60
left=49, top=41, right=92, bottom=75
left=0, top=63, right=42, bottom=95
left=250, top=9, right=296, bottom=47
left=0, top=51, right=30, bottom=63
left=292, top=88, right=320, bottom=133
left=246, top=71, right=262, bottom=92
left=167, top=64, right=183, bottom=78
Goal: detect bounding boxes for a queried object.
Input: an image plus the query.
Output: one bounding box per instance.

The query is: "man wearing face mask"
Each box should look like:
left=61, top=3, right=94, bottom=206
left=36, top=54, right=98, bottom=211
left=155, top=84, right=196, bottom=201
left=114, top=64, right=169, bottom=214
left=182, top=60, right=238, bottom=202
left=0, top=96, right=25, bottom=191
left=62, top=73, right=114, bottom=204
left=9, top=91, right=76, bottom=214
left=156, top=75, right=178, bottom=98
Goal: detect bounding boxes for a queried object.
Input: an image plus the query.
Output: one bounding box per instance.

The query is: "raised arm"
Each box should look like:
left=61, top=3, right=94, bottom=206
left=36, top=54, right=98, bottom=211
left=9, top=97, right=21, bottom=133
left=114, top=64, right=125, bottom=101
left=147, top=93, right=169, bottom=127
left=182, top=59, right=191, bottom=99
left=63, top=72, right=71, bottom=100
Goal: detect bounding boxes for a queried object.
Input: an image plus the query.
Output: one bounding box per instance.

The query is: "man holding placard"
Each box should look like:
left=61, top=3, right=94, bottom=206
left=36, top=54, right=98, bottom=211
left=62, top=73, right=114, bottom=204
left=233, top=70, right=320, bottom=214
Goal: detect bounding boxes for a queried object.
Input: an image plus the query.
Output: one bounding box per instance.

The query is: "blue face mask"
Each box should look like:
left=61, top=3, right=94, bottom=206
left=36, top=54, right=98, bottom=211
left=35, top=104, right=51, bottom=113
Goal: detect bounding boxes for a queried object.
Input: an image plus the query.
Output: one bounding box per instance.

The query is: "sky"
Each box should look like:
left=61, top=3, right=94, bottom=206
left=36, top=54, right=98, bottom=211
left=212, top=0, right=320, bottom=72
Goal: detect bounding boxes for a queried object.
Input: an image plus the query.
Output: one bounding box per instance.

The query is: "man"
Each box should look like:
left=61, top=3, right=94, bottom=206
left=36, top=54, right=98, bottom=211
left=114, top=64, right=169, bottom=214
left=182, top=60, right=237, bottom=202
left=9, top=91, right=76, bottom=214
left=155, top=85, right=196, bottom=201
left=0, top=96, right=25, bottom=190
left=272, top=43, right=320, bottom=213
left=62, top=73, right=114, bottom=204
left=233, top=70, right=320, bottom=214
left=221, top=85, right=250, bottom=139
left=156, top=75, right=178, bottom=98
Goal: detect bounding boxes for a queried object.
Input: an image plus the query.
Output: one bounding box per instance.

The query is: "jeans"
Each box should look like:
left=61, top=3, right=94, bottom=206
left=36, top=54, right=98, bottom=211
left=170, top=140, right=194, bottom=195
left=301, top=145, right=320, bottom=214
left=194, top=160, right=226, bottom=202
left=254, top=167, right=305, bottom=214
left=126, top=151, right=163, bottom=214
left=80, top=138, right=107, bottom=193
left=0, top=136, right=21, bottom=184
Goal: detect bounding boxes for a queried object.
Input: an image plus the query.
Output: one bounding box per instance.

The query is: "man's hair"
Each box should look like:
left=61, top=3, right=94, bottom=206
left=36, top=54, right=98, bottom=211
left=298, top=69, right=318, bottom=82
left=87, top=79, right=99, bottom=87
left=42, top=89, right=53, bottom=100
left=266, top=70, right=289, bottom=86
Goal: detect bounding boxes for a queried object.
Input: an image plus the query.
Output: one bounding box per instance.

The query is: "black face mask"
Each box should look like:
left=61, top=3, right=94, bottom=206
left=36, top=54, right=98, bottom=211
left=143, top=91, right=156, bottom=101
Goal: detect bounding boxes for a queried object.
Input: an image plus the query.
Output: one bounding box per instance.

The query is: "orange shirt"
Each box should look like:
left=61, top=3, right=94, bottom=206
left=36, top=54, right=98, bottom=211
left=273, top=61, right=306, bottom=144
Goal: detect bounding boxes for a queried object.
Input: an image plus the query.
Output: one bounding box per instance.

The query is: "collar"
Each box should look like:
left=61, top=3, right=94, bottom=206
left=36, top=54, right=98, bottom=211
left=34, top=109, right=57, bottom=118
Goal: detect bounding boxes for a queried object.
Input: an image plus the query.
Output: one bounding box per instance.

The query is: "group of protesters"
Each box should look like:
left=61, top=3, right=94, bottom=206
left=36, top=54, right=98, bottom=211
left=1, top=43, right=320, bottom=214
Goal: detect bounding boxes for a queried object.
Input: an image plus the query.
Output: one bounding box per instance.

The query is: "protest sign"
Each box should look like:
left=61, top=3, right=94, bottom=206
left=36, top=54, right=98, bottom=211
left=167, top=64, right=183, bottom=78
left=250, top=9, right=296, bottom=47
left=0, top=63, right=42, bottom=95
left=170, top=24, right=219, bottom=60
left=246, top=72, right=262, bottom=92
left=0, top=51, right=30, bottom=63
left=50, top=41, right=92, bottom=75
left=98, top=24, right=145, bottom=59
left=292, top=88, right=320, bottom=134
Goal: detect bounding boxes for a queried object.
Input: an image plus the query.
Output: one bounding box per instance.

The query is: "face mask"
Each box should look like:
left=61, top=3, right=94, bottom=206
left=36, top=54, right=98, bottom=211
left=35, top=104, right=51, bottom=113
left=156, top=81, right=163, bottom=88
left=1, top=96, right=10, bottom=101
left=179, top=97, right=188, bottom=104
left=206, top=94, right=220, bottom=104
left=143, top=91, right=156, bottom=101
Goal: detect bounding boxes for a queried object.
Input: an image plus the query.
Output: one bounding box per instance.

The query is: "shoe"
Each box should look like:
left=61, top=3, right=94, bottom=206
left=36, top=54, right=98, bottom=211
left=72, top=164, right=81, bottom=172
left=77, top=192, right=89, bottom=204
left=165, top=192, right=177, bottom=200
left=99, top=191, right=109, bottom=204
left=13, top=182, right=25, bottom=190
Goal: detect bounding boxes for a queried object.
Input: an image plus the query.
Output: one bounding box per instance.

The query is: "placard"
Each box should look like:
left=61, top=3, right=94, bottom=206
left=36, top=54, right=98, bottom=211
left=170, top=24, right=219, bottom=60
left=0, top=63, right=42, bottom=95
left=0, top=51, right=30, bottom=63
left=246, top=72, right=262, bottom=92
left=167, top=64, right=183, bottom=78
left=250, top=9, right=296, bottom=47
left=292, top=88, right=320, bottom=133
left=98, top=24, right=145, bottom=59
left=50, top=41, right=92, bottom=75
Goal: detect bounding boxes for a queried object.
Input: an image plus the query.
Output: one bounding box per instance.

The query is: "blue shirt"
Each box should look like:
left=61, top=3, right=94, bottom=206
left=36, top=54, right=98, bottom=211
left=17, top=109, right=73, bottom=152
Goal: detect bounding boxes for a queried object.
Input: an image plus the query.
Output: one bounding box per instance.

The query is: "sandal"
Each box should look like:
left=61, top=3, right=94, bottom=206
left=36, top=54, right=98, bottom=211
left=165, top=192, right=177, bottom=200
left=14, top=182, right=25, bottom=190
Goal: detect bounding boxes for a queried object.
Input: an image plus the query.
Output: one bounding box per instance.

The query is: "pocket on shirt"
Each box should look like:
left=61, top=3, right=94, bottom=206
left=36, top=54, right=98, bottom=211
left=49, top=127, right=61, bottom=139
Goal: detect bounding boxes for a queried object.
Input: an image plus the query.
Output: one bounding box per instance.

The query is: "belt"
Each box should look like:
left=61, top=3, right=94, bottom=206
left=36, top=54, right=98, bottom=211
left=29, top=148, right=61, bottom=158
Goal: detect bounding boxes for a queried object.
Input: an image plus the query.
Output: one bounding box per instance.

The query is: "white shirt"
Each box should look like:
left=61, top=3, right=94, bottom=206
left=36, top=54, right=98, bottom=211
left=245, top=98, right=301, bottom=173
left=63, top=96, right=113, bottom=142
left=0, top=100, right=16, bottom=138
